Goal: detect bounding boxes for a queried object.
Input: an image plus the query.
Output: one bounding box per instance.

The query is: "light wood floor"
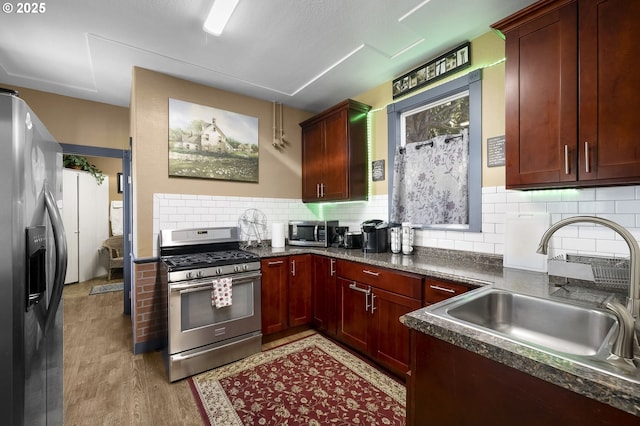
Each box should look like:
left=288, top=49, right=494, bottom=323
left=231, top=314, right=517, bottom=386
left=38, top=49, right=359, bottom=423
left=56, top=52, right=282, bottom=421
left=63, top=277, right=313, bottom=425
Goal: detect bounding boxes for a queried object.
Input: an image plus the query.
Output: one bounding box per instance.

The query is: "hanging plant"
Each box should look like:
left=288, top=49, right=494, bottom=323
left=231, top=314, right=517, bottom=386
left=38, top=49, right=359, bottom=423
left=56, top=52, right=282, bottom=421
left=63, top=154, right=105, bottom=185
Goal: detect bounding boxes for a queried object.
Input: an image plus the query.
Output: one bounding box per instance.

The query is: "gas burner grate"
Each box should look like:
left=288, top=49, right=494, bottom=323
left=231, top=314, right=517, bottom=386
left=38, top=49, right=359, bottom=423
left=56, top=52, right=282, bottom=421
left=162, top=249, right=259, bottom=271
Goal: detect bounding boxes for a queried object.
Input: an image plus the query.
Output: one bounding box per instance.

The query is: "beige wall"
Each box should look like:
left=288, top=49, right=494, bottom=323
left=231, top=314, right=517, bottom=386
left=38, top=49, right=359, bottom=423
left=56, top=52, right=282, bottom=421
left=352, top=31, right=507, bottom=195
left=0, top=84, right=129, bottom=149
left=130, top=67, right=313, bottom=257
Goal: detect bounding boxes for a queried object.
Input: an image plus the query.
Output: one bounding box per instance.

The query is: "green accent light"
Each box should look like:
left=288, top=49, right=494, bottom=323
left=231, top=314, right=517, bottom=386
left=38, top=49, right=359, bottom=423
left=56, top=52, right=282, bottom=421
left=367, top=110, right=373, bottom=199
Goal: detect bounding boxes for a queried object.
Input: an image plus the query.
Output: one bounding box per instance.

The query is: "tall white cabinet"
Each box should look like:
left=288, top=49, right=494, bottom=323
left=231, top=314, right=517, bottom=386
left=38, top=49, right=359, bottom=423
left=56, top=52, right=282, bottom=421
left=63, top=169, right=109, bottom=284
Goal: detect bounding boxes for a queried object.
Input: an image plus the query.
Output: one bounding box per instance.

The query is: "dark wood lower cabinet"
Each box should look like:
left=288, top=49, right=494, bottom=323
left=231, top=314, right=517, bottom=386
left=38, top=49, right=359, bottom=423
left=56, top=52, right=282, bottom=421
left=336, top=277, right=372, bottom=354
left=288, top=254, right=312, bottom=327
left=407, top=330, right=638, bottom=426
left=371, top=287, right=420, bottom=376
left=336, top=276, right=421, bottom=378
left=312, top=256, right=337, bottom=337
left=260, top=257, right=288, bottom=335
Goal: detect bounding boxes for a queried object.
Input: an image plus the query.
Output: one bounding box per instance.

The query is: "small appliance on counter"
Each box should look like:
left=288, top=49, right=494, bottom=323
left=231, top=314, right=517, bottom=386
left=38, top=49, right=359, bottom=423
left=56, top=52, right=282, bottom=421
left=288, top=220, right=339, bottom=247
left=361, top=219, right=388, bottom=253
left=332, top=226, right=349, bottom=247
left=344, top=231, right=363, bottom=249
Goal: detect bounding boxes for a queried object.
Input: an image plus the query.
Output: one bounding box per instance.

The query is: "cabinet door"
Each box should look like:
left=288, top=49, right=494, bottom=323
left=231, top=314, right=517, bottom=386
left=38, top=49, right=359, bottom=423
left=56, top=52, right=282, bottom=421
left=503, top=1, right=578, bottom=188
left=370, top=287, right=421, bottom=377
left=578, top=0, right=640, bottom=182
left=312, top=256, right=337, bottom=336
left=322, top=108, right=349, bottom=200
left=301, top=121, right=324, bottom=201
left=336, top=277, right=371, bottom=354
left=260, top=258, right=289, bottom=335
left=288, top=254, right=312, bottom=327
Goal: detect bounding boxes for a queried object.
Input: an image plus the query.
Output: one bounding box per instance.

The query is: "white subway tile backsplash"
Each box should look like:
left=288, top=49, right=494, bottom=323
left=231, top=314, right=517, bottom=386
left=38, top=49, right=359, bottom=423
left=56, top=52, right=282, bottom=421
left=152, top=185, right=640, bottom=259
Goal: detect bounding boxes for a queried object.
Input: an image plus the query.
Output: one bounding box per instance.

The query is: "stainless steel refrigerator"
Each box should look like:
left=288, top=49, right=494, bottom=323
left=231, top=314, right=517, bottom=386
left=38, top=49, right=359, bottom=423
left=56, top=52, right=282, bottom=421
left=0, top=88, right=67, bottom=425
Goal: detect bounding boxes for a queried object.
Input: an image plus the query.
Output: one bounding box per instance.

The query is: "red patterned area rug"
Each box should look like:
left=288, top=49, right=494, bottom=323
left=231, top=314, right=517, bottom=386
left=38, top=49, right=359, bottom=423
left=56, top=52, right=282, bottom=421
left=188, top=333, right=406, bottom=425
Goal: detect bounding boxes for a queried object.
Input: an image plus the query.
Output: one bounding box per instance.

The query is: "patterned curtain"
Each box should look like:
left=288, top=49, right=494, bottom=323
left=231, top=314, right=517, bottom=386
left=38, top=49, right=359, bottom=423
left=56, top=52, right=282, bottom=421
left=391, top=129, right=469, bottom=225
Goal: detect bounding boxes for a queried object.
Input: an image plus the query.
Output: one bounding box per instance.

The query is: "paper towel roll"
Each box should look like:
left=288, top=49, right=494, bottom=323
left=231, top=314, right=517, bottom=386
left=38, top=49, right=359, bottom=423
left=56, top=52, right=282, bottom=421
left=271, top=223, right=286, bottom=248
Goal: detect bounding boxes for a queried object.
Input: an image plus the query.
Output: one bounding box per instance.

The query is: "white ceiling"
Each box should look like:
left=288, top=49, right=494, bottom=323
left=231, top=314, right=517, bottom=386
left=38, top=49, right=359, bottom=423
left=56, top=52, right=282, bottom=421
left=0, top=0, right=536, bottom=113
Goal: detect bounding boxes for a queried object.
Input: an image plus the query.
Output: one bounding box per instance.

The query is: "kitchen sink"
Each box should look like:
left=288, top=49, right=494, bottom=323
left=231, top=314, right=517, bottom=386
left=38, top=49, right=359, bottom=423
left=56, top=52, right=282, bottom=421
left=438, top=288, right=617, bottom=357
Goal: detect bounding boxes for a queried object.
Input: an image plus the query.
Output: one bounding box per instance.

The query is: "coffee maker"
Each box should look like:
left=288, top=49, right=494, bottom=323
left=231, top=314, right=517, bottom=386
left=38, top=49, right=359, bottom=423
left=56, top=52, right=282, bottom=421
left=361, top=220, right=388, bottom=253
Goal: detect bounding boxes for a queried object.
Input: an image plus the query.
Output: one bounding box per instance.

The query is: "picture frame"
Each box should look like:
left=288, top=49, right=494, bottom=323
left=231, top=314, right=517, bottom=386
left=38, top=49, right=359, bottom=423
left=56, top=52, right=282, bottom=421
left=168, top=98, right=259, bottom=182
left=392, top=41, right=471, bottom=99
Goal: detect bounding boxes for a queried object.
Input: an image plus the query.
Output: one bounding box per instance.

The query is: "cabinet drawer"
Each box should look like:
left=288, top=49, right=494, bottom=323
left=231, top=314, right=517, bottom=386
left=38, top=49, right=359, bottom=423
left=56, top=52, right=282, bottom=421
left=424, top=278, right=474, bottom=305
left=336, top=260, right=422, bottom=300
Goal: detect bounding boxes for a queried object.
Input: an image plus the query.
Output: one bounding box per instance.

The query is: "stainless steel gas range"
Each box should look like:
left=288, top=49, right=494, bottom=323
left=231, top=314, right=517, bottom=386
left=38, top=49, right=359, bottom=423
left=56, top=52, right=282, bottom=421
left=159, top=227, right=262, bottom=382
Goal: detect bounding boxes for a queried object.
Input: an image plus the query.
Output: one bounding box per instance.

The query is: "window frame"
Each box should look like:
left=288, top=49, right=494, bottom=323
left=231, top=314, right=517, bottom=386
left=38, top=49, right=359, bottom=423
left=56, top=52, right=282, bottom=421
left=387, top=69, right=482, bottom=232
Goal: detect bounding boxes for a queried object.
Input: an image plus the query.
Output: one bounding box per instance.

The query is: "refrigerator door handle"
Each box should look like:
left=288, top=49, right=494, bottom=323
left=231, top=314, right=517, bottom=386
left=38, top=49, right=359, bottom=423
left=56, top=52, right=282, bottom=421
left=43, top=183, right=68, bottom=334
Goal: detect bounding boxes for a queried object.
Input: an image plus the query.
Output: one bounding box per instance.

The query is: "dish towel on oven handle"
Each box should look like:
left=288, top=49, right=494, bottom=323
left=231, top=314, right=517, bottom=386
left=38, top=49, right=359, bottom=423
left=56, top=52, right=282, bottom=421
left=212, top=277, right=232, bottom=308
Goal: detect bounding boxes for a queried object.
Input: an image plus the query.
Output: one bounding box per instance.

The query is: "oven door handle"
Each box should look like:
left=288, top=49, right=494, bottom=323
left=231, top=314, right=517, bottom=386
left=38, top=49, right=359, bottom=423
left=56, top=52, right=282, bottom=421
left=170, top=272, right=261, bottom=293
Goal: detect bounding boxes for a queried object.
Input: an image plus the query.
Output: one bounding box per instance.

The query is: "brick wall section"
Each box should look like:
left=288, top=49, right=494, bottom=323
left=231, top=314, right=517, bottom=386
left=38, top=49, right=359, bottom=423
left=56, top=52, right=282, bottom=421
left=133, top=261, right=167, bottom=351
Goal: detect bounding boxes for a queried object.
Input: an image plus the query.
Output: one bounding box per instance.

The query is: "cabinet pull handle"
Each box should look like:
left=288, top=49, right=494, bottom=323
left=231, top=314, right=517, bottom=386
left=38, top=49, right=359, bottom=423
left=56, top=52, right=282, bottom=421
left=348, top=282, right=371, bottom=311
left=291, top=259, right=296, bottom=277
left=370, top=293, right=377, bottom=314
left=363, top=269, right=380, bottom=277
left=330, top=259, right=336, bottom=276
left=564, top=145, right=569, bottom=175
left=316, top=183, right=320, bottom=198
left=320, top=183, right=325, bottom=198
left=430, top=284, right=455, bottom=293
left=268, top=260, right=284, bottom=266
left=584, top=141, right=590, bottom=173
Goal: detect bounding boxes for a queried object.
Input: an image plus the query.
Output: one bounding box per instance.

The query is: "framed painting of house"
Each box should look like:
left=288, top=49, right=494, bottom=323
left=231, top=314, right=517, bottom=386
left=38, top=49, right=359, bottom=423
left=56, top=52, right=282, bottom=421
left=168, top=98, right=259, bottom=182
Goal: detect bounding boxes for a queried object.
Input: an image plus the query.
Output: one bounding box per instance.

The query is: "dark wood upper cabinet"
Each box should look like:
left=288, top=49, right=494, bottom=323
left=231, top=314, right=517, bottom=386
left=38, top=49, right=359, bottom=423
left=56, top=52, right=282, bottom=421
left=300, top=99, right=371, bottom=202
left=493, top=0, right=640, bottom=190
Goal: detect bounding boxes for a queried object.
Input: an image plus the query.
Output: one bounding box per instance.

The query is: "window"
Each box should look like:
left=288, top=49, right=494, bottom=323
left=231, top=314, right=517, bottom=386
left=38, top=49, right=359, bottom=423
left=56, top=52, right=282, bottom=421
left=387, top=70, right=482, bottom=231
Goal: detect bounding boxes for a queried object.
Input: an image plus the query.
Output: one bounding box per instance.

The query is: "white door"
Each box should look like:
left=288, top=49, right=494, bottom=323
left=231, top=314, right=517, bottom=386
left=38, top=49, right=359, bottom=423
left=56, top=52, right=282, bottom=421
left=63, top=169, right=109, bottom=283
left=63, top=169, right=79, bottom=284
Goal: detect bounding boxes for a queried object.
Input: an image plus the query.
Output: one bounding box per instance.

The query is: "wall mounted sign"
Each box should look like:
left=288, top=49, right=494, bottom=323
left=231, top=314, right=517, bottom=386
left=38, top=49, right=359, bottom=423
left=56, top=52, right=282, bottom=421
left=392, top=41, right=471, bottom=99
left=168, top=98, right=259, bottom=182
left=487, top=135, right=506, bottom=167
left=372, top=159, right=385, bottom=181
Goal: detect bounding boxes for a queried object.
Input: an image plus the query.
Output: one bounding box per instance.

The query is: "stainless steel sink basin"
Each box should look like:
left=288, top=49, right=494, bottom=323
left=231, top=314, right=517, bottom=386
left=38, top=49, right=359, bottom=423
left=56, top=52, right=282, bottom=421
left=440, top=288, right=617, bottom=356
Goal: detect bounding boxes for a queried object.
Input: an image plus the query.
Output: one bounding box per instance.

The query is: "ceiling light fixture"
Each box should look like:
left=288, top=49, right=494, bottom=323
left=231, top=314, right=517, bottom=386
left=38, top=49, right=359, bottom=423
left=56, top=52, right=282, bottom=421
left=398, top=0, right=431, bottom=22
left=203, top=0, right=239, bottom=36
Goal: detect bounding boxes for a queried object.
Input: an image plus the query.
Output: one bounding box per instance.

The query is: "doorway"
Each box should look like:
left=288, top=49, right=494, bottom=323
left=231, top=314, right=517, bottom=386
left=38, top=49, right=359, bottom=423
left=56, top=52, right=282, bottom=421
left=60, top=143, right=132, bottom=316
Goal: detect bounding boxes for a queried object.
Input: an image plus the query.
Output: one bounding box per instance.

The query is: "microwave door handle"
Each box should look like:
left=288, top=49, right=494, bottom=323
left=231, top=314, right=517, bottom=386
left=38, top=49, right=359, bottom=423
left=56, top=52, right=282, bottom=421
left=43, top=184, right=68, bottom=335
left=314, top=225, right=319, bottom=242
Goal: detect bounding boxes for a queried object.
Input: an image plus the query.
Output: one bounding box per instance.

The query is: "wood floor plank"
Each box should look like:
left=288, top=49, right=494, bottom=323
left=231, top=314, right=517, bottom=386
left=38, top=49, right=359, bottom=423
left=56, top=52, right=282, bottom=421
left=63, top=277, right=316, bottom=425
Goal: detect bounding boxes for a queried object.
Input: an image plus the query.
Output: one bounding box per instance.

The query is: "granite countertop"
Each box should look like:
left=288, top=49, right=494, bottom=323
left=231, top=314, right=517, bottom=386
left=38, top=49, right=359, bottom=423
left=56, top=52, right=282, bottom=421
left=247, top=243, right=640, bottom=417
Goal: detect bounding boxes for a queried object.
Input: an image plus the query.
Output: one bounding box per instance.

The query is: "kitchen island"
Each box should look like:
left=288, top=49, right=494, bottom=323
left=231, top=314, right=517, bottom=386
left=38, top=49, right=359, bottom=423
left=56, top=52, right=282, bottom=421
left=248, top=244, right=640, bottom=421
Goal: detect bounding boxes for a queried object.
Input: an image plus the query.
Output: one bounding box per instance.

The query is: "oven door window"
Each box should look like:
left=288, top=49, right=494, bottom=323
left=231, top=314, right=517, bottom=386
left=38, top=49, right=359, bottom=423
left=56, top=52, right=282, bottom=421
left=181, top=279, right=254, bottom=331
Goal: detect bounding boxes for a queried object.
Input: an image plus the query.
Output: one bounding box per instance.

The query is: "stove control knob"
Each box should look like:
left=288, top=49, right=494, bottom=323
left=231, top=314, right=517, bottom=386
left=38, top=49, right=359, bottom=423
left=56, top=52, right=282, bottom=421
left=216, top=268, right=222, bottom=275
left=234, top=265, right=241, bottom=272
left=243, top=264, right=248, bottom=271
left=196, top=271, right=204, bottom=278
left=186, top=272, right=193, bottom=279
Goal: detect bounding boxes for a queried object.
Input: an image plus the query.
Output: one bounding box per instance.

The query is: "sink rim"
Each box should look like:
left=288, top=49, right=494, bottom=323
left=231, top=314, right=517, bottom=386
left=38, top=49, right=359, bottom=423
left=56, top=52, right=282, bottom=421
left=423, top=286, right=640, bottom=383
left=443, top=287, right=616, bottom=357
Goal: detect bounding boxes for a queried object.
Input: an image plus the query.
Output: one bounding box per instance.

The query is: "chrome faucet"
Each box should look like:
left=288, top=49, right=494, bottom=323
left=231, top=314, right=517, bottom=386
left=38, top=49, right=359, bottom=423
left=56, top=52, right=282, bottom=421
left=536, top=216, right=640, bottom=361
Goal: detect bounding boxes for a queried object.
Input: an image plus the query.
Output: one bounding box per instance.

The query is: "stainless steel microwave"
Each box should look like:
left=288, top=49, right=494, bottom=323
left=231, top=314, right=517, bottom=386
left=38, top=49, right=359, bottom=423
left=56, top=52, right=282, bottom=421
left=288, top=220, right=339, bottom=247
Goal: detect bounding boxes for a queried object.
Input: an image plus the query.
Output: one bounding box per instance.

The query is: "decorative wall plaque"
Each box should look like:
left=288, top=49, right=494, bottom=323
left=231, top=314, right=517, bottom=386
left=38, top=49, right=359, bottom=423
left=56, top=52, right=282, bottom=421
left=487, top=135, right=506, bottom=167
left=392, top=42, right=471, bottom=99
left=372, top=159, right=385, bottom=181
